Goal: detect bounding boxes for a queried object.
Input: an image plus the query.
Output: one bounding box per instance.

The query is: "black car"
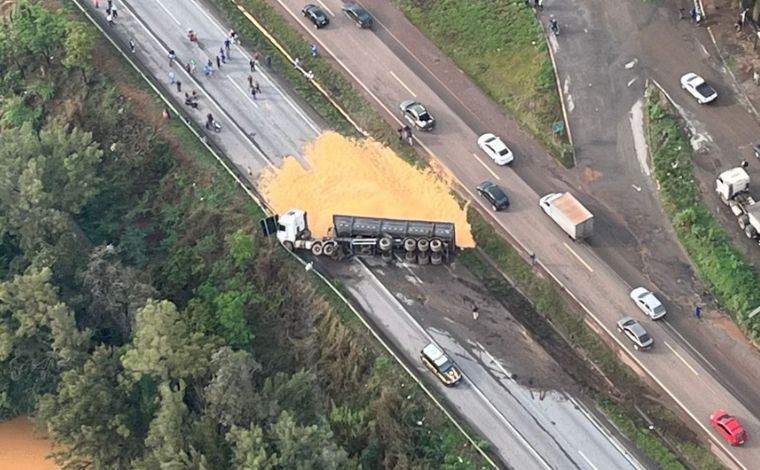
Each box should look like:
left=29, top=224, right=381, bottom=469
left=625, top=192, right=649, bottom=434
left=342, top=2, right=373, bottom=29
left=302, top=4, right=329, bottom=28
left=477, top=181, right=509, bottom=211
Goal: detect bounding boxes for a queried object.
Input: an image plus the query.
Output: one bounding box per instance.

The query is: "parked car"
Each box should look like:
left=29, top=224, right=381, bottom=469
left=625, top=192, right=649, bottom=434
left=629, top=287, right=667, bottom=320
left=421, top=343, right=462, bottom=386
left=616, top=316, right=654, bottom=350
left=342, top=2, right=373, bottom=28
left=477, top=181, right=510, bottom=211
left=302, top=4, right=329, bottom=28
left=710, top=409, right=748, bottom=446
left=680, top=72, right=717, bottom=104
left=477, top=133, right=514, bottom=165
left=400, top=100, right=435, bottom=131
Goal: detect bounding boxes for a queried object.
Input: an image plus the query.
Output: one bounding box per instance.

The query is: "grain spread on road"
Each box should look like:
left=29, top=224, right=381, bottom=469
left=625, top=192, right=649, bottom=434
left=259, top=131, right=475, bottom=248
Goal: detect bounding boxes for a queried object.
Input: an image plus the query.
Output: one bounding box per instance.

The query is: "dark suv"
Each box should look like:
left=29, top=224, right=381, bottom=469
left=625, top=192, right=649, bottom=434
left=477, top=181, right=509, bottom=211
left=302, top=4, right=329, bottom=28
left=342, top=2, right=373, bottom=28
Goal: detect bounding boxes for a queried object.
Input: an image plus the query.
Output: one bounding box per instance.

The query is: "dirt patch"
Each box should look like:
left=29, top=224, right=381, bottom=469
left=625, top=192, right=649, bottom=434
left=258, top=132, right=475, bottom=247
left=580, top=165, right=603, bottom=183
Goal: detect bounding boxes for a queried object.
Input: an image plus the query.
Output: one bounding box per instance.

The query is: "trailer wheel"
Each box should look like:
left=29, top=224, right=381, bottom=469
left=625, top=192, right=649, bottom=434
left=311, top=242, right=323, bottom=256
left=322, top=242, right=336, bottom=257
left=283, top=241, right=294, bottom=251
left=381, top=251, right=393, bottom=262
left=404, top=250, right=417, bottom=263
left=745, top=225, right=757, bottom=239
left=430, top=238, right=443, bottom=253
left=417, top=238, right=430, bottom=252
left=430, top=252, right=442, bottom=265
left=739, top=215, right=749, bottom=230
left=417, top=251, right=430, bottom=265
left=378, top=236, right=393, bottom=252
left=403, top=238, right=417, bottom=252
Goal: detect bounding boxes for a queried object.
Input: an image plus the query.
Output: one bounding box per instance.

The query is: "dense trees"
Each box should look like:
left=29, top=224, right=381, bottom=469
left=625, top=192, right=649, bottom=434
left=0, top=2, right=483, bottom=469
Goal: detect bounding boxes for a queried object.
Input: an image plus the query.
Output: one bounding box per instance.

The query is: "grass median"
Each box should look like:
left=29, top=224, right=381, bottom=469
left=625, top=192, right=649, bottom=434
left=646, top=85, right=760, bottom=341
left=392, top=0, right=572, bottom=166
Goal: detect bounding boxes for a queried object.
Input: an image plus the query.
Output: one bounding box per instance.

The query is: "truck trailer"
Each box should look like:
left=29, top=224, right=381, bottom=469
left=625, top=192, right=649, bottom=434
left=716, top=167, right=760, bottom=243
left=275, top=209, right=457, bottom=265
left=539, top=192, right=594, bottom=240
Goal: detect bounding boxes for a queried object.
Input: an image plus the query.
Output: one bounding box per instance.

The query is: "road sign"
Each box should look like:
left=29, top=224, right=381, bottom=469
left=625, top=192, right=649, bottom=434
left=259, top=215, right=278, bottom=237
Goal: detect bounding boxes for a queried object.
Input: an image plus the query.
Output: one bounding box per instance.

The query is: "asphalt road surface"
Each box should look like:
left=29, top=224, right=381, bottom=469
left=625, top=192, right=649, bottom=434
left=270, top=0, right=760, bottom=467
left=85, top=0, right=652, bottom=466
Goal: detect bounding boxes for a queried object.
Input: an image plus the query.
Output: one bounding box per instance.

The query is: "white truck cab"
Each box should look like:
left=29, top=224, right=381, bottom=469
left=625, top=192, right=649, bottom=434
left=276, top=209, right=309, bottom=246
left=716, top=167, right=750, bottom=202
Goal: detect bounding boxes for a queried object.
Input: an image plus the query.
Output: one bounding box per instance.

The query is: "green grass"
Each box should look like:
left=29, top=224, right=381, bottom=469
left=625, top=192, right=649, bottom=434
left=393, top=0, right=572, bottom=166
left=461, top=208, right=723, bottom=469
left=646, top=86, right=760, bottom=341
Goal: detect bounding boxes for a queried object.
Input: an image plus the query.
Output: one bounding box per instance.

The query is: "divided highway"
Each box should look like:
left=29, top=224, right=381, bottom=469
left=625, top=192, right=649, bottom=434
left=85, top=0, right=650, bottom=467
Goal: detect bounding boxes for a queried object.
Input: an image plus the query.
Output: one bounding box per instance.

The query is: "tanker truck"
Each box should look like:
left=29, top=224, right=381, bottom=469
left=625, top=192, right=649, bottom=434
left=273, top=209, right=457, bottom=265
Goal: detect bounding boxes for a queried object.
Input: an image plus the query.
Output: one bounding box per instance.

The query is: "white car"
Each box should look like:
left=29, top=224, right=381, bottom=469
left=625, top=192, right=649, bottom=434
left=629, top=287, right=666, bottom=320
left=680, top=73, right=717, bottom=104
left=477, top=133, right=514, bottom=165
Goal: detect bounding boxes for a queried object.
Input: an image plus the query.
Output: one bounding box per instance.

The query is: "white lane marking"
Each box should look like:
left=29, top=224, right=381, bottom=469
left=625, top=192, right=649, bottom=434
left=662, top=322, right=717, bottom=372
left=390, top=70, right=416, bottom=97
left=392, top=253, right=424, bottom=284
left=228, top=75, right=259, bottom=108
left=153, top=0, right=182, bottom=25
left=316, top=0, right=335, bottom=16
left=563, top=242, right=594, bottom=272
left=473, top=154, right=501, bottom=180
left=477, top=342, right=513, bottom=379
left=664, top=341, right=700, bottom=376
left=578, top=450, right=600, bottom=470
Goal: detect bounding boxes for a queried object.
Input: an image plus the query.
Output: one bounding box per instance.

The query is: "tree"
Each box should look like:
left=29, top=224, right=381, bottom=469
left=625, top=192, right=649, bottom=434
left=271, top=411, right=352, bottom=470
left=62, top=21, right=94, bottom=83
left=226, top=424, right=276, bottom=470
left=204, top=347, right=261, bottom=428
left=121, top=300, right=216, bottom=383
left=11, top=1, right=66, bottom=66
left=37, top=346, right=146, bottom=469
left=226, top=229, right=257, bottom=266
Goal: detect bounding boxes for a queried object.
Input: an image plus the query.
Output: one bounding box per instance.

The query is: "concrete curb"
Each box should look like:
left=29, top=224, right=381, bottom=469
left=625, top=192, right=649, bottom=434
left=541, top=18, right=576, bottom=166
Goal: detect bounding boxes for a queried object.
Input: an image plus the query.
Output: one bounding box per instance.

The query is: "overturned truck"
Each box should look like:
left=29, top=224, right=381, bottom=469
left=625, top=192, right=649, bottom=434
left=274, top=209, right=457, bottom=265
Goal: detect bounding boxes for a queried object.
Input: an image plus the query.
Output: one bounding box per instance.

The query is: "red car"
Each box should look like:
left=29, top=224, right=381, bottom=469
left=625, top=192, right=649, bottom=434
left=710, top=409, right=748, bottom=446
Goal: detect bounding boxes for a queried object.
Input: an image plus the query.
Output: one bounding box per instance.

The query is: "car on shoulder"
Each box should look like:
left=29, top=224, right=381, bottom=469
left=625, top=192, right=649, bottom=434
left=302, top=4, right=329, bottom=28
left=477, top=133, right=514, bottom=165
left=710, top=409, right=748, bottom=446
left=629, top=287, right=667, bottom=320
left=680, top=72, right=717, bottom=104
left=342, top=2, right=373, bottom=29
left=616, top=316, right=654, bottom=350
left=400, top=99, right=435, bottom=131
left=421, top=343, right=462, bottom=386
left=477, top=181, right=510, bottom=211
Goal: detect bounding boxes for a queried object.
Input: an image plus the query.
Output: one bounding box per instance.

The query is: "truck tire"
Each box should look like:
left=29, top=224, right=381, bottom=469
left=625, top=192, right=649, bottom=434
left=381, top=251, right=393, bottom=262
left=311, top=242, right=323, bottom=256
left=417, top=238, right=430, bottom=252
left=322, top=242, right=336, bottom=257
left=405, top=250, right=417, bottom=263
left=403, top=238, right=417, bottom=252
left=417, top=251, right=430, bottom=265
left=430, top=238, right=443, bottom=253
left=378, top=236, right=393, bottom=252
left=430, top=252, right=442, bottom=265
left=283, top=241, right=294, bottom=251
left=745, top=225, right=757, bottom=239
left=739, top=215, right=749, bottom=230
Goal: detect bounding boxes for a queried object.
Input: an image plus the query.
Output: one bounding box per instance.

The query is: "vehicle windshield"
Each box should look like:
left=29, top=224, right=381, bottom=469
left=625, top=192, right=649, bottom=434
left=653, top=304, right=666, bottom=315
left=696, top=83, right=715, bottom=96
left=438, top=360, right=454, bottom=373
left=639, top=333, right=652, bottom=343
left=419, top=112, right=431, bottom=122
left=497, top=148, right=509, bottom=156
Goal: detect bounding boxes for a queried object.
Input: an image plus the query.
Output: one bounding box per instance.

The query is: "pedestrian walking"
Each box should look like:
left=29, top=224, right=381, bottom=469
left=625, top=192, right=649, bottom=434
left=402, top=125, right=413, bottom=145
left=190, top=58, right=197, bottom=74
left=310, top=43, right=318, bottom=57
left=689, top=7, right=696, bottom=22
left=203, top=63, right=212, bottom=76
left=248, top=75, right=254, bottom=89
left=162, top=108, right=170, bottom=120
left=168, top=50, right=176, bottom=67
left=224, top=38, right=231, bottom=56
left=185, top=62, right=191, bottom=74
left=176, top=80, right=182, bottom=93
left=219, top=48, right=226, bottom=63
left=251, top=87, right=257, bottom=100
left=106, top=12, right=114, bottom=25
left=111, top=6, right=117, bottom=19
left=129, top=38, right=135, bottom=53
left=94, top=0, right=99, bottom=8
left=254, top=51, right=261, bottom=65
left=472, top=305, right=480, bottom=321
left=397, top=127, right=404, bottom=141
left=216, top=55, right=221, bottom=68
left=255, top=81, right=261, bottom=94
left=168, top=71, right=176, bottom=84
left=106, top=0, right=112, bottom=13
left=694, top=305, right=702, bottom=319
left=529, top=252, right=537, bottom=266
left=249, top=59, right=256, bottom=72
left=294, top=57, right=302, bottom=68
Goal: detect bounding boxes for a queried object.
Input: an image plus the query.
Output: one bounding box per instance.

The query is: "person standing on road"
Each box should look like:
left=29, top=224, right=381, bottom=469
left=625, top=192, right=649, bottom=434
left=219, top=48, right=226, bottom=64
left=168, top=71, right=176, bottom=84
left=248, top=75, right=254, bottom=89
left=190, top=58, right=197, bottom=74
left=106, top=12, right=114, bottom=25
left=311, top=44, right=318, bottom=57
left=216, top=55, right=221, bottom=68
left=106, top=0, right=112, bottom=13
left=129, top=38, right=135, bottom=53
left=254, top=81, right=261, bottom=94
left=168, top=50, right=176, bottom=67
left=224, top=38, right=231, bottom=57
left=249, top=59, right=256, bottom=72
left=694, top=305, right=702, bottom=319
left=251, top=87, right=257, bottom=100
left=176, top=80, right=182, bottom=93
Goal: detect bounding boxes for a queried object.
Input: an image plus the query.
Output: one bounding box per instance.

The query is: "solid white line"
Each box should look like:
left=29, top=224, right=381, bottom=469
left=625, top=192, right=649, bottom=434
left=228, top=75, right=259, bottom=108
left=563, top=242, right=594, bottom=272
left=316, top=0, right=335, bottom=17
left=476, top=342, right=513, bottom=379
left=390, top=70, right=416, bottom=97
left=663, top=322, right=718, bottom=372
left=152, top=0, right=181, bottom=25
left=474, top=154, right=501, bottom=181
left=392, top=253, right=424, bottom=284
left=664, top=341, right=700, bottom=376
left=577, top=450, right=600, bottom=470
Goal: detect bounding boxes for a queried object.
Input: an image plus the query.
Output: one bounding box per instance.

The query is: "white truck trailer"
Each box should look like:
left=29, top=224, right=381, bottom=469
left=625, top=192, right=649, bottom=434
left=539, top=192, right=594, bottom=240
left=273, top=209, right=457, bottom=265
left=716, top=167, right=760, bottom=243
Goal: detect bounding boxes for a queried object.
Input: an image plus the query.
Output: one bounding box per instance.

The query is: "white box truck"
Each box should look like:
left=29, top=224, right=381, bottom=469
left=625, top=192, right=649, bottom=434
left=539, top=192, right=594, bottom=240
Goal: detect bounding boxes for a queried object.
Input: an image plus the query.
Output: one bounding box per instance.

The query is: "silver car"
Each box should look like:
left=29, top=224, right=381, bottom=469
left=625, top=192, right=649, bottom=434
left=629, top=287, right=666, bottom=320
left=400, top=99, right=435, bottom=131
left=617, top=316, right=654, bottom=351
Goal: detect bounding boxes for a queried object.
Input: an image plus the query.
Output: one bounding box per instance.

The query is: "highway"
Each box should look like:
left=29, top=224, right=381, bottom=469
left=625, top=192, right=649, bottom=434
left=85, top=0, right=656, bottom=467
left=269, top=0, right=760, bottom=468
